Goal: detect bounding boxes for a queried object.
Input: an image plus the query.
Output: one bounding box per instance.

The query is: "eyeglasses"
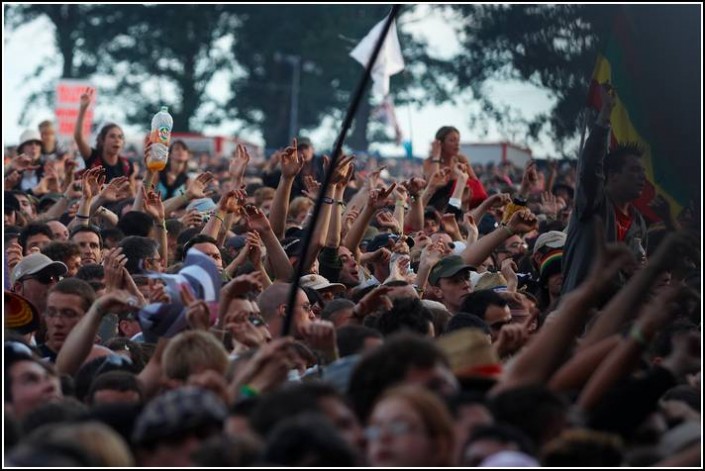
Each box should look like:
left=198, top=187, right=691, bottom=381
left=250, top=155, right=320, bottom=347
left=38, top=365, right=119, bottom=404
left=22, top=273, right=61, bottom=285
left=364, top=420, right=419, bottom=441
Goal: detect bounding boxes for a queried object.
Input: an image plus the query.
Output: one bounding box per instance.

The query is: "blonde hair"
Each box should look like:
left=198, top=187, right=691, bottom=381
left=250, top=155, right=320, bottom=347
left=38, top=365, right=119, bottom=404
left=163, top=330, right=229, bottom=381
left=289, top=196, right=313, bottom=221
left=375, top=385, right=456, bottom=466
left=43, top=421, right=135, bottom=466
left=254, top=187, right=275, bottom=205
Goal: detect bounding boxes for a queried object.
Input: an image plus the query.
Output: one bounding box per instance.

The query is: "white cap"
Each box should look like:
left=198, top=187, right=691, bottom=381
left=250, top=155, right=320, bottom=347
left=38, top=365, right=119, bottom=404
left=533, top=230, right=566, bottom=255
left=18, top=129, right=42, bottom=149
left=11, top=253, right=68, bottom=284
left=299, top=274, right=346, bottom=294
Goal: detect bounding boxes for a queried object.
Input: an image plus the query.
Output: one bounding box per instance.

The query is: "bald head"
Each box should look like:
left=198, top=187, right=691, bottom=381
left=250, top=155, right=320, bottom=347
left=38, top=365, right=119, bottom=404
left=257, top=283, right=292, bottom=322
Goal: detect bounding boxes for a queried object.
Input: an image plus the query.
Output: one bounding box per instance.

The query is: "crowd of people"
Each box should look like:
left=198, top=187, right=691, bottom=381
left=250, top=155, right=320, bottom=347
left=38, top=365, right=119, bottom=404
left=3, top=84, right=701, bottom=466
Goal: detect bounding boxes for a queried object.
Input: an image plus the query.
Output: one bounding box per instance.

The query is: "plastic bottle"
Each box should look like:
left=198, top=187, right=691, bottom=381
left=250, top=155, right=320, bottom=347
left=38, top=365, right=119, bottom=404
left=148, top=106, right=173, bottom=171
left=502, top=195, right=528, bottom=224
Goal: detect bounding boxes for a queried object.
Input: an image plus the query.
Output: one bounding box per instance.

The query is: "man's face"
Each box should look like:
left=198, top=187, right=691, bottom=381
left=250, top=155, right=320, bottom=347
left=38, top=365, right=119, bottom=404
left=484, top=304, right=512, bottom=341
left=65, top=254, right=82, bottom=277
left=437, top=269, right=472, bottom=313
left=293, top=289, right=316, bottom=338
left=612, top=155, right=646, bottom=201
left=192, top=242, right=223, bottom=270
left=44, top=291, right=87, bottom=352
left=498, top=235, right=526, bottom=263
left=21, top=141, right=42, bottom=160
left=15, top=194, right=36, bottom=219
left=298, top=144, right=314, bottom=163
left=14, top=269, right=60, bottom=314
left=338, top=246, right=360, bottom=287
left=144, top=249, right=164, bottom=273
left=46, top=220, right=69, bottom=241
left=72, top=231, right=102, bottom=265
left=24, top=233, right=51, bottom=255
left=9, top=360, right=62, bottom=419
left=40, top=125, right=56, bottom=146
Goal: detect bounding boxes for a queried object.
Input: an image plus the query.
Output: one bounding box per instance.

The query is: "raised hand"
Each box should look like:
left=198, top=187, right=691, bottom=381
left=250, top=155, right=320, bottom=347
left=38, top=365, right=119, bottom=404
left=401, top=177, right=426, bottom=198
left=539, top=191, right=561, bottom=219
left=355, top=285, right=394, bottom=318
left=506, top=208, right=538, bottom=235
left=440, top=213, right=461, bottom=239
left=520, top=160, right=539, bottom=195
left=220, top=271, right=265, bottom=305
left=186, top=172, right=215, bottom=200
left=7, top=242, right=24, bottom=270
left=79, top=87, right=94, bottom=111
left=280, top=139, right=304, bottom=178
left=243, top=204, right=271, bottom=233
left=302, top=175, right=321, bottom=201
left=148, top=281, right=171, bottom=304
left=420, top=240, right=446, bottom=268
left=103, top=247, right=127, bottom=292
left=366, top=165, right=386, bottom=189
left=82, top=167, right=106, bottom=200
left=300, top=320, right=337, bottom=354
left=428, top=167, right=451, bottom=190
left=142, top=187, right=165, bottom=221
left=91, top=290, right=143, bottom=317
left=500, top=259, right=519, bottom=292
left=431, top=139, right=442, bottom=160
left=245, top=231, right=264, bottom=266
left=224, top=309, right=270, bottom=349
left=100, top=176, right=131, bottom=202
left=218, top=189, right=246, bottom=215
left=376, top=210, right=401, bottom=234
left=180, top=283, right=212, bottom=331
left=230, top=144, right=251, bottom=181
left=179, top=209, right=203, bottom=228
left=9, top=153, right=41, bottom=172
left=330, top=154, right=355, bottom=186
left=368, top=183, right=397, bottom=209
left=494, top=323, right=530, bottom=358
left=462, top=213, right=479, bottom=243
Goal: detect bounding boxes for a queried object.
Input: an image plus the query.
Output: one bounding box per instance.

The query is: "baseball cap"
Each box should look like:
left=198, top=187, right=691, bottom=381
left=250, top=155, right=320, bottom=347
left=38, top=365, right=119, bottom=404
left=11, top=253, right=68, bottom=285
left=5, top=291, right=40, bottom=334
left=282, top=237, right=302, bottom=258
left=185, top=197, right=217, bottom=214
left=429, top=255, right=476, bottom=286
left=533, top=230, right=566, bottom=255
left=366, top=233, right=415, bottom=253
left=299, top=274, right=346, bottom=294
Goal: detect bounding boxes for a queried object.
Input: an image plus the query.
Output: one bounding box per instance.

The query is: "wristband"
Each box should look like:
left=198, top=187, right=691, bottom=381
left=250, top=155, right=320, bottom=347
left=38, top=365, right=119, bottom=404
left=501, top=224, right=514, bottom=237
left=212, top=212, right=224, bottom=223
left=76, top=214, right=90, bottom=220
left=239, top=384, right=259, bottom=399
left=448, top=197, right=462, bottom=209
left=336, top=200, right=346, bottom=207
left=322, top=197, right=335, bottom=204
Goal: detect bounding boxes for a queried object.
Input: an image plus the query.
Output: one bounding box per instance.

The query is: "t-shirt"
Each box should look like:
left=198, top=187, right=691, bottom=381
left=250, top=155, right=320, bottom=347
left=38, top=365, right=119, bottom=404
left=84, top=148, right=134, bottom=182
left=614, top=204, right=633, bottom=242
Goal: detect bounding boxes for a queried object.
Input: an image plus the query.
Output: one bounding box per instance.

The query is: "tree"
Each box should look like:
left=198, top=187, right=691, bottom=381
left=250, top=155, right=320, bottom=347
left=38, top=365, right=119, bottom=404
left=227, top=5, right=455, bottom=151
left=447, top=4, right=618, bottom=155
left=5, top=4, right=238, bottom=132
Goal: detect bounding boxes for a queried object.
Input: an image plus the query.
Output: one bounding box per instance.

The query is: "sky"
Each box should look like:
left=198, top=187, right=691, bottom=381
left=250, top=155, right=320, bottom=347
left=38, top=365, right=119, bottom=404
left=2, top=5, right=565, bottom=159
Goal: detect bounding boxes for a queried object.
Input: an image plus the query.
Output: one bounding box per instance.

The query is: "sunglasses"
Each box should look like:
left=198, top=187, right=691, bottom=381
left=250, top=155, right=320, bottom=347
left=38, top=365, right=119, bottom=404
left=22, top=272, right=61, bottom=285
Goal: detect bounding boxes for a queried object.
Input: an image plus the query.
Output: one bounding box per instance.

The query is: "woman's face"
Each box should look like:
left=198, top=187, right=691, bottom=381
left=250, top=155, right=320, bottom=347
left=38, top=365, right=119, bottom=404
left=101, top=126, right=124, bottom=156
left=366, top=397, right=436, bottom=467
left=169, top=144, right=189, bottom=173
left=441, top=131, right=460, bottom=158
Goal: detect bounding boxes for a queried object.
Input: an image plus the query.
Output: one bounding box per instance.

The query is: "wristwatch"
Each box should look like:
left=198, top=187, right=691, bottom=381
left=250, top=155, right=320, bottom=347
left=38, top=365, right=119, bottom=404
left=321, top=197, right=335, bottom=204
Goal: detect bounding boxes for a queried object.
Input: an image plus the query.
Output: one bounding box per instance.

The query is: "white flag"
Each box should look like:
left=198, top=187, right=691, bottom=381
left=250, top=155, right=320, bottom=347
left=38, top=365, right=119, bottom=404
left=350, top=16, right=405, bottom=97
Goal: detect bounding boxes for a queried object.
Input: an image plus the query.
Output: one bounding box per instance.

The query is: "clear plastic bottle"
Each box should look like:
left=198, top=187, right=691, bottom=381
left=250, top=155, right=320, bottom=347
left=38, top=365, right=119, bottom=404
left=148, top=106, right=173, bottom=171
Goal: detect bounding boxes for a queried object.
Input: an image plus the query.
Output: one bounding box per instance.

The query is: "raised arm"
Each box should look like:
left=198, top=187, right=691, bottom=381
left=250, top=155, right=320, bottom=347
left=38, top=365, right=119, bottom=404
left=460, top=208, right=537, bottom=267
left=244, top=204, right=294, bottom=281
left=74, top=88, right=94, bottom=160
left=142, top=187, right=168, bottom=268
left=56, top=291, right=141, bottom=375
left=578, top=232, right=696, bottom=352
left=491, top=221, right=634, bottom=395
left=270, top=140, right=303, bottom=239
left=342, top=183, right=396, bottom=259
left=162, top=172, right=214, bottom=216
left=402, top=177, right=426, bottom=232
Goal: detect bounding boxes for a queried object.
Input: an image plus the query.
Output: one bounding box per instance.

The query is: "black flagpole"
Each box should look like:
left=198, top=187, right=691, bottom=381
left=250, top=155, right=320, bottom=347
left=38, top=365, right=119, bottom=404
left=282, top=5, right=402, bottom=337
